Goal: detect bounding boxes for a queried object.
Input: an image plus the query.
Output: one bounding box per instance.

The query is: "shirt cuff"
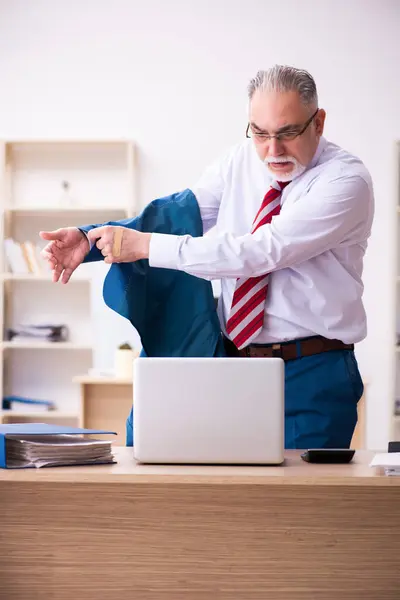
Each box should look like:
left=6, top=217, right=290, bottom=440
left=149, top=233, right=183, bottom=270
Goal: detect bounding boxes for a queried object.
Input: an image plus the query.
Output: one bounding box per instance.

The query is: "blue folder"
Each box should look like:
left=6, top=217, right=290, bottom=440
left=2, top=396, right=56, bottom=410
left=0, top=423, right=117, bottom=469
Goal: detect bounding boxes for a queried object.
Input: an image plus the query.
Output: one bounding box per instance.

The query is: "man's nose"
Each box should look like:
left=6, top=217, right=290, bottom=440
left=267, top=137, right=285, bottom=157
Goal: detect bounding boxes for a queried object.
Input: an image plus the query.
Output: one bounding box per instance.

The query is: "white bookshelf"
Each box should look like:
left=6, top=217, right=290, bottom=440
left=0, top=139, right=137, bottom=426
left=5, top=206, right=129, bottom=217
left=2, top=341, right=93, bottom=350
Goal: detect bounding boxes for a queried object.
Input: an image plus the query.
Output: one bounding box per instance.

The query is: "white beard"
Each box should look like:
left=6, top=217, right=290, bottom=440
left=264, top=155, right=306, bottom=182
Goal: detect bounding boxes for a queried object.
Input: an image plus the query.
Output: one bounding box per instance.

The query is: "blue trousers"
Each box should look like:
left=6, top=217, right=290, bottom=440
left=126, top=349, right=363, bottom=449
left=284, top=349, right=363, bottom=448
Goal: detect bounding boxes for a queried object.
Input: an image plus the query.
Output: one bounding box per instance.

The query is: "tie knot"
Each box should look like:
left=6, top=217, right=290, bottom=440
left=277, top=180, right=291, bottom=191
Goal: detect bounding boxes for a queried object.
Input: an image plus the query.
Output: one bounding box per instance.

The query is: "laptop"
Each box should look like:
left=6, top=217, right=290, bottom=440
left=133, top=356, right=284, bottom=465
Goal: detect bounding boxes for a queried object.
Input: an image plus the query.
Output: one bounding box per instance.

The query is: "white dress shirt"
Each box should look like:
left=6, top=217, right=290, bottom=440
left=149, top=136, right=374, bottom=344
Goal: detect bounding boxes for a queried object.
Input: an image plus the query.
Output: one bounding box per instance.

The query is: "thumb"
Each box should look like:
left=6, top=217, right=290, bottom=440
left=87, top=226, right=107, bottom=243
left=39, top=229, right=65, bottom=241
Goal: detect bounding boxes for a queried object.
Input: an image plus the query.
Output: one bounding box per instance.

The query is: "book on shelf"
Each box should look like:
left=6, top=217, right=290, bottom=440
left=0, top=423, right=117, bottom=469
left=22, top=241, right=43, bottom=275
left=4, top=239, right=30, bottom=274
left=3, top=238, right=51, bottom=275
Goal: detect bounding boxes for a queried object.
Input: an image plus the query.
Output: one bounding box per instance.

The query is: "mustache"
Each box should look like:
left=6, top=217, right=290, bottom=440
left=264, top=156, right=297, bottom=164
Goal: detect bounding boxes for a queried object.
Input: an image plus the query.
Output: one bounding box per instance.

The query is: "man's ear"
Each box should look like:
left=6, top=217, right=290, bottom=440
left=315, top=109, right=326, bottom=136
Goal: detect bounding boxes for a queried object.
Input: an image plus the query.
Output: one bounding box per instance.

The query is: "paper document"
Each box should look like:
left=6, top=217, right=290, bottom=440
left=369, top=452, right=400, bottom=476
left=5, top=434, right=115, bottom=469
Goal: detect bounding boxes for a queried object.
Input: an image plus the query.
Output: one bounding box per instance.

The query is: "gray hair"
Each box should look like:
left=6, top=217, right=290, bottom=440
left=248, top=65, right=318, bottom=108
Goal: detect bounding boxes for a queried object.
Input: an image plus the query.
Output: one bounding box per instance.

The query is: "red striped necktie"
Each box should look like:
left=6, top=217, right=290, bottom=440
left=225, top=181, right=290, bottom=350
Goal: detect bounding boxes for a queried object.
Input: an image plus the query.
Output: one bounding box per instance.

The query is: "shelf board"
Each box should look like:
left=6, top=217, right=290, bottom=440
left=394, top=414, right=400, bottom=421
left=73, top=375, right=133, bottom=384
left=5, top=139, right=131, bottom=145
left=4, top=206, right=128, bottom=217
left=1, top=410, right=78, bottom=419
left=1, top=273, right=90, bottom=282
left=1, top=341, right=93, bottom=350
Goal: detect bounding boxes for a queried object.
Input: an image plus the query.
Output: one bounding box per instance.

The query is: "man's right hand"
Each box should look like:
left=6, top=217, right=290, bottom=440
left=39, top=227, right=90, bottom=284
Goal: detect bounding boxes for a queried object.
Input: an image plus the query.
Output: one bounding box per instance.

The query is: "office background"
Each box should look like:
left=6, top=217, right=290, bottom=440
left=0, top=0, right=399, bottom=449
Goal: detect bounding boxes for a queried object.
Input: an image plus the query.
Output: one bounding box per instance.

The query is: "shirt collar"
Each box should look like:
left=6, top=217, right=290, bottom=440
left=308, top=135, right=327, bottom=170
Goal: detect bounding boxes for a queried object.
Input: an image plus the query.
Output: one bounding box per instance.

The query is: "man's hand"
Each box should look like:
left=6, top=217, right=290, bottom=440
left=87, top=226, right=151, bottom=264
left=39, top=227, right=90, bottom=284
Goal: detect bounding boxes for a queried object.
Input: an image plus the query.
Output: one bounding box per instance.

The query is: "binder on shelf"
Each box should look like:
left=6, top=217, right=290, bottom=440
left=0, top=423, right=117, bottom=469
left=2, top=396, right=56, bottom=411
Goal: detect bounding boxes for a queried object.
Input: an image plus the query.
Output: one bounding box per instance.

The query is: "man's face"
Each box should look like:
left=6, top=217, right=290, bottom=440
left=248, top=89, right=325, bottom=181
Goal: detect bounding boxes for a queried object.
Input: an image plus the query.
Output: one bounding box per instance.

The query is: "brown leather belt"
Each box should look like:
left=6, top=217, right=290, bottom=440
left=223, top=335, right=354, bottom=361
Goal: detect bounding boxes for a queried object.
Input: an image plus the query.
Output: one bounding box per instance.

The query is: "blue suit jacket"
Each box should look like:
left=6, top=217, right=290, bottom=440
left=79, top=189, right=225, bottom=444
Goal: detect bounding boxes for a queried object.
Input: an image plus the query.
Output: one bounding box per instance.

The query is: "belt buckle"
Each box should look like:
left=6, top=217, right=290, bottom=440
left=271, top=343, right=282, bottom=358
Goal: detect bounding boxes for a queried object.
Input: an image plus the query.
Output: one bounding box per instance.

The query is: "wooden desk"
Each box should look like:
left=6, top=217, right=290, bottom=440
left=0, top=449, right=399, bottom=600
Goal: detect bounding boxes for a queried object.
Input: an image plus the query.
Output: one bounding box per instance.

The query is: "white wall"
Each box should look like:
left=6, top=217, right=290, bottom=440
left=0, top=0, right=399, bottom=448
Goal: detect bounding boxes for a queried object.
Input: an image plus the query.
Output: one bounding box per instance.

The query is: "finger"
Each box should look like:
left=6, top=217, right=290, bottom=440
left=41, top=241, right=55, bottom=257
left=61, top=267, right=74, bottom=284
left=96, top=239, right=105, bottom=251
left=52, top=263, right=63, bottom=283
left=102, top=243, right=113, bottom=257
left=40, top=243, right=52, bottom=255
left=39, top=229, right=64, bottom=241
left=45, top=255, right=57, bottom=269
left=87, top=226, right=108, bottom=245
left=42, top=242, right=62, bottom=263
left=42, top=248, right=55, bottom=261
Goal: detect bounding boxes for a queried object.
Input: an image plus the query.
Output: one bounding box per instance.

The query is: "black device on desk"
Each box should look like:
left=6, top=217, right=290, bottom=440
left=301, top=449, right=355, bottom=464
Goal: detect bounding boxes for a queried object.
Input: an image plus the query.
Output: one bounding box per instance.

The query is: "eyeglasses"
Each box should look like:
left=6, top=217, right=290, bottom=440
left=246, top=108, right=319, bottom=143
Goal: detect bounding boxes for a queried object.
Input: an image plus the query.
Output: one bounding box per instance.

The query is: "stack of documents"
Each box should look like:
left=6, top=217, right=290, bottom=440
left=0, top=423, right=117, bottom=469
left=369, top=453, right=400, bottom=476
left=7, top=323, right=68, bottom=342
left=5, top=434, right=115, bottom=469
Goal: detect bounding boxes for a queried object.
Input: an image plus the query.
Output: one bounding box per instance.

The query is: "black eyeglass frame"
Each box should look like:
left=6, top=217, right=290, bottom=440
left=246, top=108, right=319, bottom=142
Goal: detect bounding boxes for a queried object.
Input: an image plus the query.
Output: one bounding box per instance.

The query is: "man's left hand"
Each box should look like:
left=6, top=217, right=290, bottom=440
left=87, top=226, right=151, bottom=264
